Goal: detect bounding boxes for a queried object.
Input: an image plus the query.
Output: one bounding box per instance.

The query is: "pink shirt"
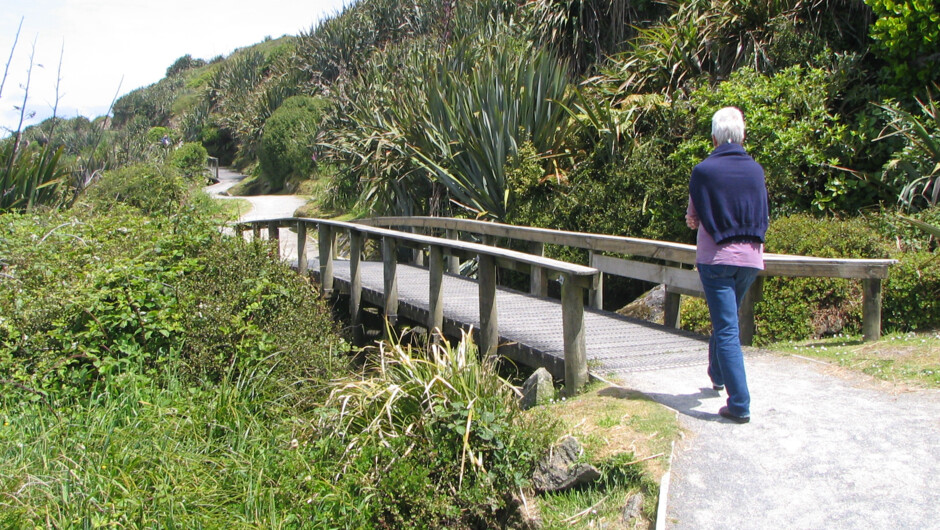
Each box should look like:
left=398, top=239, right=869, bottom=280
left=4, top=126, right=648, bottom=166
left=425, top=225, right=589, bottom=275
left=687, top=197, right=764, bottom=269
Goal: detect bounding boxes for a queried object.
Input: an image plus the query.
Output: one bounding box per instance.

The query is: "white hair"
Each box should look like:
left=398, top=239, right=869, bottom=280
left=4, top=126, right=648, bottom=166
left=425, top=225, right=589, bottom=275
left=711, top=107, right=745, bottom=144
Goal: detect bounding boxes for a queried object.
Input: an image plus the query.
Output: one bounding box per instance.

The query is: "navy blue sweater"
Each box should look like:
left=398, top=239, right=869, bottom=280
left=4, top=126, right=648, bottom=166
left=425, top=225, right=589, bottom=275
left=689, top=142, right=769, bottom=244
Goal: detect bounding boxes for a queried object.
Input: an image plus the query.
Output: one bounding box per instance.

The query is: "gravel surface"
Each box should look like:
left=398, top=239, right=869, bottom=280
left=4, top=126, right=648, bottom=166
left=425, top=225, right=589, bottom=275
left=612, top=354, right=940, bottom=529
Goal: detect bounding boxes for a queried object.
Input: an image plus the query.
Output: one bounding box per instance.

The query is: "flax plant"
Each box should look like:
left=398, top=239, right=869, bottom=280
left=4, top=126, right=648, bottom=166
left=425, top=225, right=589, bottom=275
left=323, top=328, right=531, bottom=487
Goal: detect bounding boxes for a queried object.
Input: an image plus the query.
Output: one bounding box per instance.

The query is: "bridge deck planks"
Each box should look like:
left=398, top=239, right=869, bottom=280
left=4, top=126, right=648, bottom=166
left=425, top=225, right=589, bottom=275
left=317, top=258, right=713, bottom=378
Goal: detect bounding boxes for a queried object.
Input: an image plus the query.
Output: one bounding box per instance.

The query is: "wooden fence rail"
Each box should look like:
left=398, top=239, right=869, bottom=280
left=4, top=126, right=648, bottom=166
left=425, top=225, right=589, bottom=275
left=356, top=217, right=897, bottom=343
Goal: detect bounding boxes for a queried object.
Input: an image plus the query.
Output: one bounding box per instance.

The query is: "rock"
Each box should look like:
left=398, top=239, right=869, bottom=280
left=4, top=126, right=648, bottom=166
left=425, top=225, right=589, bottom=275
left=531, top=436, right=600, bottom=493
left=520, top=367, right=554, bottom=410
left=622, top=492, right=645, bottom=524
left=618, top=285, right=666, bottom=324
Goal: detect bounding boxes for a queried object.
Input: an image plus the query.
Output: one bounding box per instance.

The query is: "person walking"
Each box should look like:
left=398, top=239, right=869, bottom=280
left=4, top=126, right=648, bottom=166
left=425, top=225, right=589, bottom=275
left=685, top=107, right=768, bottom=424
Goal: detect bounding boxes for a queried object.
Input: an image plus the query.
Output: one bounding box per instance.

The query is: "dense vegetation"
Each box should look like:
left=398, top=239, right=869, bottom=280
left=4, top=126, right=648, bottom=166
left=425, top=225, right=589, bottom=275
left=5, top=165, right=668, bottom=527
left=3, top=0, right=938, bottom=524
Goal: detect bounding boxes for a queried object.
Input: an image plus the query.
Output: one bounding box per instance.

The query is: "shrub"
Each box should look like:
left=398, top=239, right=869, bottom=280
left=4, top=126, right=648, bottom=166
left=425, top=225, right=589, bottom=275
left=170, top=141, right=209, bottom=180
left=0, top=206, right=343, bottom=400
left=259, top=97, right=330, bottom=191
left=883, top=251, right=940, bottom=332
left=83, top=163, right=187, bottom=216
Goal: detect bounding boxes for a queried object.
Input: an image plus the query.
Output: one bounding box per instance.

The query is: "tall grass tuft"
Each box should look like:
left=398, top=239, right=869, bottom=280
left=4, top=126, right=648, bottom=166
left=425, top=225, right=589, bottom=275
left=321, top=328, right=557, bottom=526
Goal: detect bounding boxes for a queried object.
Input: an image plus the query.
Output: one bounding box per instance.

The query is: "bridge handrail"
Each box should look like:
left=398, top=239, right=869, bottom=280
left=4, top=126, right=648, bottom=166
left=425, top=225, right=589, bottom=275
left=356, top=216, right=897, bottom=342
left=356, top=216, right=896, bottom=279
left=235, top=216, right=595, bottom=394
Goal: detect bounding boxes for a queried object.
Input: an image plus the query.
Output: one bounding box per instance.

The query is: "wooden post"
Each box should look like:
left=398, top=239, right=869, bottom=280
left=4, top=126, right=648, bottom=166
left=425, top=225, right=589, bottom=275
left=529, top=241, right=548, bottom=297
left=739, top=276, right=763, bottom=346
left=296, top=222, right=308, bottom=275
left=349, top=230, right=364, bottom=345
left=561, top=273, right=588, bottom=396
left=428, top=245, right=444, bottom=338
left=252, top=224, right=261, bottom=240
left=268, top=220, right=280, bottom=259
left=663, top=289, right=681, bottom=328
left=318, top=224, right=334, bottom=297
left=446, top=229, right=460, bottom=273
left=862, top=278, right=883, bottom=342
left=478, top=253, right=498, bottom=356
left=383, top=237, right=399, bottom=326
left=588, top=251, right=603, bottom=310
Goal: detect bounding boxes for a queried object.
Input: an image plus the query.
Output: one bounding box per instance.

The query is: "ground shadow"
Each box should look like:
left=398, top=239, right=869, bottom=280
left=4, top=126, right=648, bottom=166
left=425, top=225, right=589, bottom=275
left=599, top=385, right=724, bottom=421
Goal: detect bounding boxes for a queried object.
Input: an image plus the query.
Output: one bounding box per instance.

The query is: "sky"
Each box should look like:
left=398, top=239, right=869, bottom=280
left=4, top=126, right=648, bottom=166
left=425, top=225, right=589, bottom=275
left=1, top=0, right=350, bottom=136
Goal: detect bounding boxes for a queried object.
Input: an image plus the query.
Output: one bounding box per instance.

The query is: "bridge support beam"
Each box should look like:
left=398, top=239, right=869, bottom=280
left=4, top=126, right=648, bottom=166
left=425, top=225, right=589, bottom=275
left=561, top=273, right=588, bottom=396
left=428, top=245, right=444, bottom=339
left=349, top=230, right=364, bottom=345
left=478, top=253, right=498, bottom=356
left=530, top=242, right=548, bottom=297
left=296, top=222, right=308, bottom=274
left=663, top=289, right=681, bottom=329
left=446, top=229, right=460, bottom=273
left=318, top=224, right=334, bottom=297
left=383, top=237, right=399, bottom=327
left=268, top=221, right=280, bottom=259
left=862, top=278, right=883, bottom=342
left=739, top=276, right=763, bottom=346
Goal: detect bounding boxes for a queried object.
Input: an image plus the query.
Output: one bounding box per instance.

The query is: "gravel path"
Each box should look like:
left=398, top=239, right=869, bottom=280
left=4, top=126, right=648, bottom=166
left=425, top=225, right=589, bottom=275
left=612, top=354, right=940, bottom=529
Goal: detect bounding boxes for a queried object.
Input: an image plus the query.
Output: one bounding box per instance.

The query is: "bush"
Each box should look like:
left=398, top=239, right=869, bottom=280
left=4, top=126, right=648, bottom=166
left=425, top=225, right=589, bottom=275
left=83, top=163, right=188, bottom=216
left=883, top=251, right=940, bottom=332
left=259, top=96, right=330, bottom=191
left=0, top=206, right=343, bottom=399
left=170, top=141, right=209, bottom=180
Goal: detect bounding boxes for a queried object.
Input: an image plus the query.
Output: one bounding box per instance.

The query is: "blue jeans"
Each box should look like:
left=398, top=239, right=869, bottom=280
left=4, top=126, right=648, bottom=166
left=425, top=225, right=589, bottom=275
left=698, top=264, right=760, bottom=418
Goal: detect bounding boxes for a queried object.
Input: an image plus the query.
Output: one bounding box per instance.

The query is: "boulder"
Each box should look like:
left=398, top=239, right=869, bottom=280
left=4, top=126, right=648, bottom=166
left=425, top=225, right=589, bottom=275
left=617, top=285, right=666, bottom=324
left=520, top=368, right=554, bottom=410
left=531, top=436, right=600, bottom=493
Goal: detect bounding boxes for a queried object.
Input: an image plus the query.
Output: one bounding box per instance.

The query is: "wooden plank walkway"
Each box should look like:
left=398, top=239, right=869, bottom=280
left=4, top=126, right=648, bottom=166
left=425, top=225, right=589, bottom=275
left=317, top=258, right=713, bottom=379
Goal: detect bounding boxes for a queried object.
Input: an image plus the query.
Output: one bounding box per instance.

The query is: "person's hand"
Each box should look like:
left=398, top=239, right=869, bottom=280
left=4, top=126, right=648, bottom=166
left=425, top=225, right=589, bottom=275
left=685, top=214, right=699, bottom=230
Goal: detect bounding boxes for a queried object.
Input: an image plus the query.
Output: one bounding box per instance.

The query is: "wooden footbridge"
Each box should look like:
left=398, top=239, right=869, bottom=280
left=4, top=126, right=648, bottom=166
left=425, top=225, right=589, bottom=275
left=236, top=216, right=895, bottom=395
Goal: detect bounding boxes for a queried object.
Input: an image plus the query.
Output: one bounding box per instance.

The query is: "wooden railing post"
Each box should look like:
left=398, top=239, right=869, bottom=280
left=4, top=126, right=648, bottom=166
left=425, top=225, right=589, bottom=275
left=296, top=222, right=308, bottom=274
left=530, top=241, right=548, bottom=297
left=862, top=278, right=883, bottom=341
left=383, top=237, right=399, bottom=326
left=446, top=229, right=460, bottom=273
left=318, top=224, right=334, bottom=297
left=663, top=288, right=681, bottom=328
left=739, top=276, right=763, bottom=346
left=588, top=251, right=603, bottom=310
left=268, top=220, right=280, bottom=259
left=478, top=253, right=498, bottom=356
left=561, top=273, right=588, bottom=396
left=428, top=245, right=444, bottom=338
left=349, top=230, right=364, bottom=345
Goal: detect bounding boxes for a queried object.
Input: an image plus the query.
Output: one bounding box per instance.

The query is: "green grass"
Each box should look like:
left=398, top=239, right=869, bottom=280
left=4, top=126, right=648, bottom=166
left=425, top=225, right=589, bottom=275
left=531, top=382, right=679, bottom=528
left=0, top=372, right=352, bottom=528
left=771, top=331, right=940, bottom=388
